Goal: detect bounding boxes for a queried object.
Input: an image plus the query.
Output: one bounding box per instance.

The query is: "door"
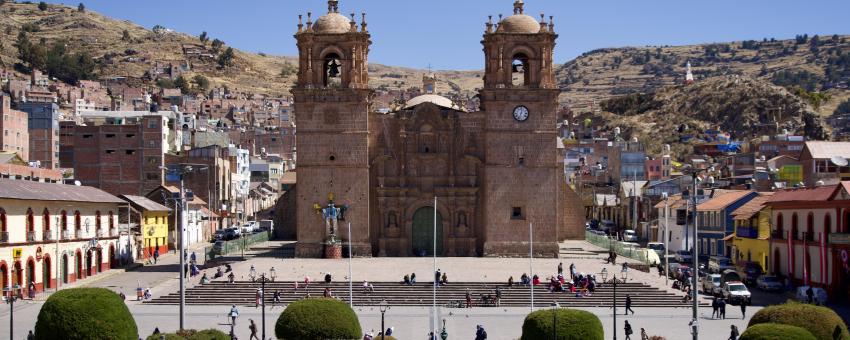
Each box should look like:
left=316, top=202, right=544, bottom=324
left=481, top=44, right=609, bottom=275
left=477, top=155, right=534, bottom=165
left=411, top=207, right=443, bottom=256
left=43, top=257, right=51, bottom=289
left=62, top=254, right=68, bottom=284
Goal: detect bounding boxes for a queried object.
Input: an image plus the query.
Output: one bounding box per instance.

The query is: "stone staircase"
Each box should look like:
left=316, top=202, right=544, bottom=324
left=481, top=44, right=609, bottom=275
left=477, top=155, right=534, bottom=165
left=146, top=280, right=706, bottom=308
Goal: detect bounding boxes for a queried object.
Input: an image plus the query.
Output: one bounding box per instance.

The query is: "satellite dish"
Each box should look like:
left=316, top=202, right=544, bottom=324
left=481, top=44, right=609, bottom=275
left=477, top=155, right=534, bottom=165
left=831, top=156, right=848, bottom=167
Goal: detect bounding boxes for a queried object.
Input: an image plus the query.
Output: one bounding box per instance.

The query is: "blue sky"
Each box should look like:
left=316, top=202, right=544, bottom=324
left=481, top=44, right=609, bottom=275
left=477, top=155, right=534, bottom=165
left=65, top=0, right=849, bottom=70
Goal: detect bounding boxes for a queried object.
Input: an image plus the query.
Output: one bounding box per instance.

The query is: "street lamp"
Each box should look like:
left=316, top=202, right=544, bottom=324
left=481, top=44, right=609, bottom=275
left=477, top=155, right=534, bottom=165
left=604, top=267, right=629, bottom=340
left=4, top=284, right=21, bottom=340
left=550, top=301, right=560, bottom=340
left=440, top=318, right=448, bottom=340
left=379, top=299, right=389, bottom=340
left=256, top=272, right=273, bottom=340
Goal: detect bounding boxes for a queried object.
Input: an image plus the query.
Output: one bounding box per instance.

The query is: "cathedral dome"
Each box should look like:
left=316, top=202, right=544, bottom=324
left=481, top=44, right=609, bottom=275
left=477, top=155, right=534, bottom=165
left=314, top=12, right=351, bottom=34
left=498, top=14, right=540, bottom=34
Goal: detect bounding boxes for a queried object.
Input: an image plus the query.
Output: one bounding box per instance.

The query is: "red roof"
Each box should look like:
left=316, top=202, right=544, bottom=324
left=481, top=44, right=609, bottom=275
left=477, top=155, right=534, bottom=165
left=731, top=193, right=774, bottom=219
left=766, top=185, right=839, bottom=203
left=697, top=190, right=753, bottom=211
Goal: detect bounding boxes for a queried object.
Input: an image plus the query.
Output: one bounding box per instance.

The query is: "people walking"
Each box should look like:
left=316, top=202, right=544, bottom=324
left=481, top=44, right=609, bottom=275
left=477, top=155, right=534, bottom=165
left=640, top=328, right=649, bottom=340
left=229, top=305, right=239, bottom=325
left=475, top=325, right=488, bottom=340
left=435, top=269, right=442, bottom=285
left=711, top=297, right=719, bottom=319
left=466, top=289, right=473, bottom=308
left=719, top=298, right=727, bottom=319
left=740, top=300, right=747, bottom=319
left=728, top=325, right=739, bottom=340
left=557, top=262, right=563, bottom=275
left=249, top=319, right=259, bottom=340
left=153, top=248, right=159, bottom=264
left=624, top=320, right=633, bottom=340
left=625, top=294, right=635, bottom=315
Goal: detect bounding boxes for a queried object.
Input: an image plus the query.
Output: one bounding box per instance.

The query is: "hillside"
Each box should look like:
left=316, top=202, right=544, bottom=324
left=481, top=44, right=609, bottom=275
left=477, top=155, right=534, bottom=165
left=0, top=2, right=482, bottom=97
left=558, top=35, right=850, bottom=116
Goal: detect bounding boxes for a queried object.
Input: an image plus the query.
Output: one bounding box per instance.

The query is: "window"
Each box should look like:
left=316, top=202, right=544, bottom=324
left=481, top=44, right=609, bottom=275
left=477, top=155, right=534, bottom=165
left=105, top=134, right=116, bottom=138
left=126, top=134, right=135, bottom=138
left=82, top=134, right=93, bottom=139
left=323, top=53, right=342, bottom=87
left=148, top=119, right=158, bottom=129
left=511, top=53, right=530, bottom=87
left=511, top=207, right=524, bottom=220
left=125, top=150, right=136, bottom=155
left=106, top=150, right=116, bottom=154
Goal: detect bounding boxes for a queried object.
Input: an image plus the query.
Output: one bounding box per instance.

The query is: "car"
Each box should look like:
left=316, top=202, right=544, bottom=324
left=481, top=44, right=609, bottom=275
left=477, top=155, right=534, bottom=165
left=721, top=281, right=752, bottom=305
left=796, top=286, right=828, bottom=305
left=755, top=275, right=783, bottom=292
left=701, top=274, right=722, bottom=296
left=738, top=262, right=764, bottom=285
left=213, top=230, right=225, bottom=242
left=224, top=227, right=240, bottom=240
left=647, top=242, right=665, bottom=256
left=674, top=250, right=693, bottom=263
left=708, top=256, right=735, bottom=274
left=623, top=230, right=638, bottom=242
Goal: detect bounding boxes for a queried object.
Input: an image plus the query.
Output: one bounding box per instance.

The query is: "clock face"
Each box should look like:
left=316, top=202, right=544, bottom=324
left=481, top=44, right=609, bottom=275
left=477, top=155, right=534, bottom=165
left=513, top=106, right=529, bottom=122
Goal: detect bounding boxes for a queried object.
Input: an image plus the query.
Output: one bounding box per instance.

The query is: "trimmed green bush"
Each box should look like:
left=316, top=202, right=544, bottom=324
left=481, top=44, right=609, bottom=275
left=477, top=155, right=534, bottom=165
left=748, top=302, right=849, bottom=340
left=521, top=308, right=604, bottom=340
left=740, top=323, right=817, bottom=340
left=275, top=298, right=362, bottom=340
left=144, top=329, right=229, bottom=340
left=35, top=288, right=137, bottom=340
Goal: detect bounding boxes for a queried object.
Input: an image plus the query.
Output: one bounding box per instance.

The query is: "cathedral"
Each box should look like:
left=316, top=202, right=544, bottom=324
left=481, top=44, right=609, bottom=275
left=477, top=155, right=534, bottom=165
left=292, top=0, right=584, bottom=258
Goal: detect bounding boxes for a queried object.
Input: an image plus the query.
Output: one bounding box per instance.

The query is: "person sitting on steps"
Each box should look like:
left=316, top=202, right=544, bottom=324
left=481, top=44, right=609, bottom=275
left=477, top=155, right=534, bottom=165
left=228, top=272, right=236, bottom=284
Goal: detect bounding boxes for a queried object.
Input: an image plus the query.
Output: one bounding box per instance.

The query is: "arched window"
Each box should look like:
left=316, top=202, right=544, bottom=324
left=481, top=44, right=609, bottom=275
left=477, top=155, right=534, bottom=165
left=806, top=212, right=814, bottom=241
left=108, top=211, right=115, bottom=235
left=61, top=210, right=68, bottom=231
left=74, top=211, right=81, bottom=238
left=0, top=208, right=7, bottom=243
left=776, top=213, right=784, bottom=238
left=791, top=213, right=799, bottom=241
left=511, top=53, right=530, bottom=87
left=323, top=53, right=342, bottom=87
left=26, top=208, right=35, bottom=241
left=95, top=211, right=102, bottom=236
left=825, top=214, right=832, bottom=234
left=43, top=208, right=50, bottom=232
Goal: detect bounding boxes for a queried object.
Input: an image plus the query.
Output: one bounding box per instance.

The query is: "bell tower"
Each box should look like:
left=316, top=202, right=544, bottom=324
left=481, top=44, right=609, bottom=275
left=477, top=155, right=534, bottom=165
left=480, top=0, right=561, bottom=256
left=293, top=0, right=372, bottom=257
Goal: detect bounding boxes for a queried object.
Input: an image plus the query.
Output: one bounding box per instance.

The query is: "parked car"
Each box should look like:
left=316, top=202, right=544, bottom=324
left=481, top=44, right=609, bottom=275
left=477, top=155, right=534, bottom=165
left=213, top=230, right=225, bottom=241
left=701, top=273, right=722, bottom=296
left=601, top=220, right=616, bottom=234
left=795, top=286, right=828, bottom=305
left=224, top=227, right=240, bottom=240
left=720, top=269, right=743, bottom=285
left=708, top=256, right=735, bottom=274
left=674, top=250, right=693, bottom=263
left=721, top=281, right=752, bottom=305
left=755, top=275, right=783, bottom=292
left=258, top=220, right=274, bottom=233
left=738, top=262, right=764, bottom=285
left=623, top=230, right=638, bottom=242
left=647, top=242, right=665, bottom=256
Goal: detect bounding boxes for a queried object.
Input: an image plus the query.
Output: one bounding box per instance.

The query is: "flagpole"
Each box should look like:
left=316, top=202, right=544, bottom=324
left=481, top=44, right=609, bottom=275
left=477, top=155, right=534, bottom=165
left=529, top=222, right=534, bottom=312
left=433, top=196, right=438, bottom=334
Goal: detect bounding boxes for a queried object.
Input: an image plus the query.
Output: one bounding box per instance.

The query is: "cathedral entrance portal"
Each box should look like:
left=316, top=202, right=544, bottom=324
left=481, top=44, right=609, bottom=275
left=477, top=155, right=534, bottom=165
left=411, top=207, right=443, bottom=256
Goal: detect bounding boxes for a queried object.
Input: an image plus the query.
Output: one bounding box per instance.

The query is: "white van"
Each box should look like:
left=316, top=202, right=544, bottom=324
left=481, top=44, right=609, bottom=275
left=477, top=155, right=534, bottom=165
left=623, top=230, right=638, bottom=242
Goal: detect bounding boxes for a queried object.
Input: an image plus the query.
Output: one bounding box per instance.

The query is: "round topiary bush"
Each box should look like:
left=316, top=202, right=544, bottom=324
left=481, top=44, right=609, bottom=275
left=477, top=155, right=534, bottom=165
left=521, top=308, right=604, bottom=340
left=35, top=288, right=138, bottom=340
left=275, top=298, right=362, bottom=340
left=748, top=302, right=849, bottom=340
left=740, top=323, right=817, bottom=340
left=144, top=329, right=229, bottom=340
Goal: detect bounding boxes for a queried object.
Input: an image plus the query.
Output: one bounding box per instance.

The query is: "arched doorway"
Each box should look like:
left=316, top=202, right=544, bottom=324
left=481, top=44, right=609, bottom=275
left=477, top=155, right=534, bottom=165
left=43, top=255, right=51, bottom=289
left=26, top=258, right=35, bottom=292
left=411, top=207, right=443, bottom=256
left=773, top=248, right=781, bottom=275
left=61, top=254, right=68, bottom=284
left=96, top=249, right=103, bottom=273
left=109, top=244, right=116, bottom=269
left=86, top=250, right=93, bottom=277
left=76, top=250, right=83, bottom=280
left=0, top=262, right=7, bottom=290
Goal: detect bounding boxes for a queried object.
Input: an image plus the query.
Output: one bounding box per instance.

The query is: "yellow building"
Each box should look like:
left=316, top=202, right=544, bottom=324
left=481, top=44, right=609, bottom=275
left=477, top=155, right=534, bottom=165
left=730, top=193, right=773, bottom=272
left=121, top=195, right=171, bottom=259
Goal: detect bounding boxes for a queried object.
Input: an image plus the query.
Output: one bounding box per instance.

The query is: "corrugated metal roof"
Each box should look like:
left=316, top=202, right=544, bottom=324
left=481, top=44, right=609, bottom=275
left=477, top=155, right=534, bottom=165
left=0, top=178, right=124, bottom=203
left=621, top=181, right=648, bottom=198
left=804, top=141, right=850, bottom=159
left=697, top=190, right=753, bottom=211
left=767, top=184, right=838, bottom=203
left=121, top=195, right=171, bottom=212
left=730, top=193, right=774, bottom=219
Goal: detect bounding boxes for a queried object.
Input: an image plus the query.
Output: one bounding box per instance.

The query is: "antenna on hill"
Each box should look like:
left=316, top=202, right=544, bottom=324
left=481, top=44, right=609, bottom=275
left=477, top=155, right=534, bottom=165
left=831, top=156, right=848, bottom=167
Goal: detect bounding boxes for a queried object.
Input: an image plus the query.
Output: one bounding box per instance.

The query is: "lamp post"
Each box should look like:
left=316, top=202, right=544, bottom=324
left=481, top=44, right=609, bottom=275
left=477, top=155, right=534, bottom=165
left=662, top=192, right=669, bottom=287
left=4, top=284, right=20, bottom=340
left=440, top=318, right=448, bottom=340
left=682, top=165, right=710, bottom=340
left=256, top=272, right=273, bottom=340
left=379, top=299, right=389, bottom=340
left=603, top=267, right=629, bottom=340
left=550, top=301, right=560, bottom=340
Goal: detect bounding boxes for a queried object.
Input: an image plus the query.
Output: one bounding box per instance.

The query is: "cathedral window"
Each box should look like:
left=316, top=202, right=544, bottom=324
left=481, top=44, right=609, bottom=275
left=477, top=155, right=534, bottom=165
left=323, top=53, right=342, bottom=87
left=511, top=54, right=530, bottom=87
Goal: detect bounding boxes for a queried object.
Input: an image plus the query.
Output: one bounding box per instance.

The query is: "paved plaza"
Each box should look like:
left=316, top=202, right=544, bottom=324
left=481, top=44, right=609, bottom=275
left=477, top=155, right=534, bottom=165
left=0, top=240, right=799, bottom=339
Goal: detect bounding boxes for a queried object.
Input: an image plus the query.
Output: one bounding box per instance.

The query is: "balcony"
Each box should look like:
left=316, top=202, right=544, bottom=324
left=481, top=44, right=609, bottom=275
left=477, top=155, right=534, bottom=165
left=27, top=231, right=37, bottom=242
left=0, top=231, right=8, bottom=243
left=42, top=230, right=54, bottom=241
left=736, top=227, right=758, bottom=239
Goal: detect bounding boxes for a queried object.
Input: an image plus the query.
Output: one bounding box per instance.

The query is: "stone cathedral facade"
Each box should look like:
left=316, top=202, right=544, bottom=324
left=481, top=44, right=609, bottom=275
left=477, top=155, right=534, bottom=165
left=293, top=0, right=584, bottom=258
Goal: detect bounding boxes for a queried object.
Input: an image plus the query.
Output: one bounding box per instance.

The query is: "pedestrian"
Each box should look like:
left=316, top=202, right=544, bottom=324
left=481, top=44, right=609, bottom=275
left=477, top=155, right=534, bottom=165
left=740, top=300, right=747, bottom=319
left=507, top=276, right=514, bottom=287
left=325, top=272, right=332, bottom=284
left=255, top=288, right=262, bottom=308
left=806, top=286, right=814, bottom=303
left=495, top=286, right=502, bottom=306
left=624, top=320, right=633, bottom=340
left=428, top=331, right=437, bottom=340
left=441, top=272, right=448, bottom=285
left=27, top=330, right=34, bottom=340
left=466, top=289, right=473, bottom=308
left=153, top=248, right=159, bottom=264
left=435, top=269, right=441, bottom=285
left=410, top=272, right=417, bottom=284
left=475, top=325, right=488, bottom=340
left=728, top=325, right=739, bottom=340
left=657, top=262, right=664, bottom=277
left=229, top=305, right=239, bottom=325
left=28, top=281, right=35, bottom=299
left=273, top=290, right=281, bottom=306
left=711, top=297, right=719, bottom=319
left=190, top=251, right=197, bottom=264
left=719, top=298, right=727, bottom=319
left=640, top=327, right=649, bottom=340
left=625, top=294, right=634, bottom=315
left=557, top=262, right=563, bottom=275
left=386, top=327, right=394, bottom=336
left=249, top=319, right=259, bottom=340
left=569, top=262, right=577, bottom=281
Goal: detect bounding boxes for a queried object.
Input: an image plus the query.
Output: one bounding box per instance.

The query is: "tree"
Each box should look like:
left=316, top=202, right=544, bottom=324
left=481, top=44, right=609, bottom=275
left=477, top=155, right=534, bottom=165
left=44, top=40, right=96, bottom=84
left=739, top=323, right=816, bottom=340
left=192, top=74, right=209, bottom=92
left=144, top=329, right=228, bottom=340
left=199, top=31, right=208, bottom=45
left=748, top=302, right=849, bottom=340
left=38, top=1, right=47, bottom=11
left=275, top=298, right=362, bottom=340
left=174, top=76, right=190, bottom=94
left=35, top=288, right=138, bottom=340
left=210, top=38, right=224, bottom=53
left=156, top=78, right=175, bottom=89
left=217, top=47, right=234, bottom=68
left=77, top=3, right=85, bottom=12
left=122, top=29, right=131, bottom=42
left=521, top=308, right=604, bottom=340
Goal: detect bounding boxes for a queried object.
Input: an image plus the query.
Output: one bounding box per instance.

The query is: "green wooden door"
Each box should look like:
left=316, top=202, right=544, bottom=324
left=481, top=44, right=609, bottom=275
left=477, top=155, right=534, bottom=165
left=411, top=207, right=443, bottom=256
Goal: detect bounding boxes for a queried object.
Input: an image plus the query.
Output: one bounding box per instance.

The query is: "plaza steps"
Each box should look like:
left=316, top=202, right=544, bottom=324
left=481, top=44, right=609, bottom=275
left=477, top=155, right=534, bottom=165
left=145, top=281, right=708, bottom=308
